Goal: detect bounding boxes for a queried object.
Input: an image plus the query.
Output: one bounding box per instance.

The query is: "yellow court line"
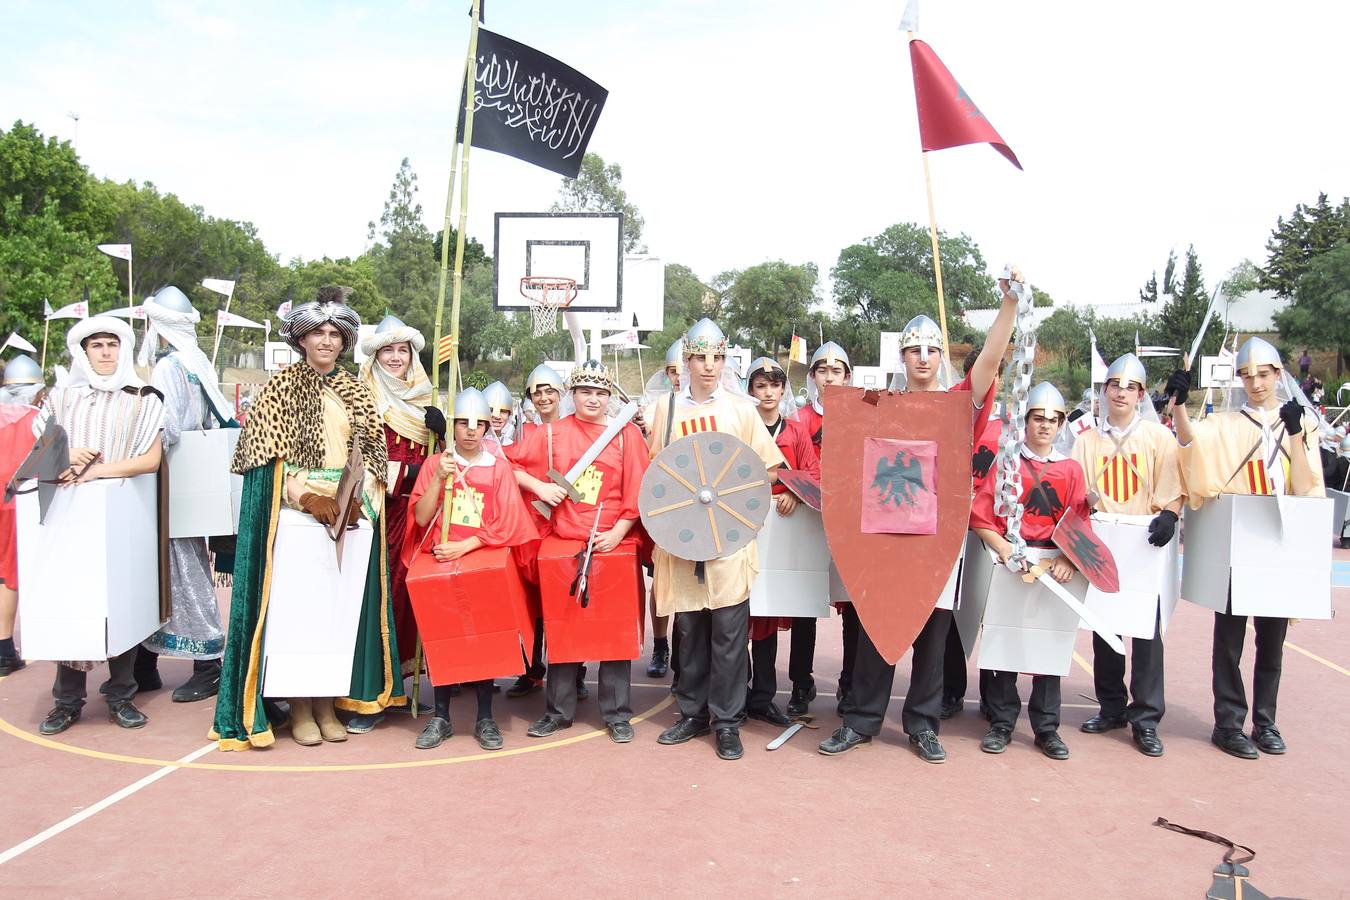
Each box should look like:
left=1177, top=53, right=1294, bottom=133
left=0, top=694, right=676, bottom=774
left=1072, top=651, right=1095, bottom=677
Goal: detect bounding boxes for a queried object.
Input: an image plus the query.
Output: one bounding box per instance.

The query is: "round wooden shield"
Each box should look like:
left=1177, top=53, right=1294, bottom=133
left=639, top=431, right=771, bottom=561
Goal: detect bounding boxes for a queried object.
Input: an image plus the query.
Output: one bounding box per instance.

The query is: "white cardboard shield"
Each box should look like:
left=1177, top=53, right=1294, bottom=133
left=1327, top=488, right=1350, bottom=532
left=17, top=476, right=161, bottom=661
left=261, top=510, right=374, bottom=697
left=953, top=532, right=988, bottom=656
left=1181, top=494, right=1332, bottom=619
left=968, top=545, right=1088, bottom=677
left=1081, top=513, right=1180, bottom=639
left=749, top=506, right=830, bottom=618
left=167, top=429, right=243, bottom=538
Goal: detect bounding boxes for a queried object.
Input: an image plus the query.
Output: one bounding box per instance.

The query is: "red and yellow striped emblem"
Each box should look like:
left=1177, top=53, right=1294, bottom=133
left=1095, top=453, right=1141, bottom=503
left=678, top=414, right=718, bottom=437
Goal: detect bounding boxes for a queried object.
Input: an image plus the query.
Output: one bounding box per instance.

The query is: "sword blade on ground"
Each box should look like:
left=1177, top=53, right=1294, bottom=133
left=1024, top=565, right=1126, bottom=654
left=533, top=400, right=641, bottom=519
left=766, top=722, right=804, bottom=750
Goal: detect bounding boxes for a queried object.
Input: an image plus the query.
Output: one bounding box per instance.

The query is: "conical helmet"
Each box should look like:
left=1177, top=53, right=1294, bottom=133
left=375, top=313, right=408, bottom=334
left=683, top=318, right=727, bottom=358
left=1104, top=353, right=1147, bottom=390
left=526, top=363, right=564, bottom=395
left=663, top=339, right=684, bottom=367
left=451, top=388, right=491, bottom=428
left=1235, top=337, right=1282, bottom=377
left=747, top=356, right=785, bottom=379
left=482, top=381, right=514, bottom=414
left=1027, top=381, right=1067, bottom=418
left=2, top=354, right=43, bottom=385
left=150, top=285, right=196, bottom=315
left=809, top=341, right=850, bottom=373
left=899, top=315, right=942, bottom=358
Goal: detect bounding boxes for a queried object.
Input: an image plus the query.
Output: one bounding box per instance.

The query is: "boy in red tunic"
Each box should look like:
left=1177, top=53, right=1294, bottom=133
left=744, top=357, right=819, bottom=726
left=970, top=381, right=1090, bottom=760
left=0, top=355, right=44, bottom=675
left=403, top=388, right=539, bottom=751
left=509, top=360, right=650, bottom=742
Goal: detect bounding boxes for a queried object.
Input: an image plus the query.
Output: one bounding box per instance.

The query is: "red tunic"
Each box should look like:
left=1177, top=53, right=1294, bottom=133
left=402, top=451, right=540, bottom=572
left=0, top=405, right=37, bottom=589
left=971, top=412, right=1004, bottom=493
left=384, top=426, right=429, bottom=665
left=751, top=416, right=823, bottom=640
left=796, top=404, right=824, bottom=451
left=970, top=453, right=1091, bottom=545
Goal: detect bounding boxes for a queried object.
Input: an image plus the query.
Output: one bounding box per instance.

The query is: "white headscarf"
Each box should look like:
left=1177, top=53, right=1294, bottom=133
left=66, top=316, right=144, bottom=393
left=358, top=324, right=433, bottom=443
left=137, top=292, right=235, bottom=423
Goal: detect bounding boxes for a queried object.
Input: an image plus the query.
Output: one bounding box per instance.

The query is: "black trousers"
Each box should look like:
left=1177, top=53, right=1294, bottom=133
left=838, top=603, right=860, bottom=700
left=53, top=647, right=138, bottom=709
left=746, top=619, right=818, bottom=711
left=1092, top=607, right=1165, bottom=729
left=985, top=670, right=1061, bottom=736
left=1213, top=606, right=1287, bottom=734
left=523, top=616, right=546, bottom=680
left=843, top=608, right=952, bottom=738
left=674, top=600, right=749, bottom=730
left=546, top=660, right=631, bottom=724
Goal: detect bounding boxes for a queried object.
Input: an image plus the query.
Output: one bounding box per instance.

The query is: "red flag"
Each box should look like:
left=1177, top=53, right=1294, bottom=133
left=909, top=39, right=1022, bottom=170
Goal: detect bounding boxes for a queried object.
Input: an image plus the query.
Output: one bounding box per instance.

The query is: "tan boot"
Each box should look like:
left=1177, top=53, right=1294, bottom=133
left=313, top=697, right=348, bottom=742
left=289, top=697, right=321, bottom=746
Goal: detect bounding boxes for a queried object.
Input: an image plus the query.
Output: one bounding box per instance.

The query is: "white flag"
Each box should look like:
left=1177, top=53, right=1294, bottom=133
left=47, top=300, right=90, bottom=320
left=2, top=332, right=37, bottom=354
left=97, top=243, right=133, bottom=261
left=202, top=278, right=236, bottom=298
left=218, top=310, right=265, bottom=329
left=106, top=304, right=148, bottom=320
left=899, top=0, right=919, bottom=32
left=277, top=300, right=292, bottom=319
left=600, top=328, right=642, bottom=348
left=1089, top=329, right=1108, bottom=383
left=43, top=298, right=53, bottom=317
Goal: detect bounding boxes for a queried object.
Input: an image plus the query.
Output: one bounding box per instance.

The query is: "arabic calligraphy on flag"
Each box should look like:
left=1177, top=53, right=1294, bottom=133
left=861, top=438, right=938, bottom=535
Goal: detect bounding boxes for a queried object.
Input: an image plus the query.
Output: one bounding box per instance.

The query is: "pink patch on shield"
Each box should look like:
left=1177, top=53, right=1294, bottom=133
left=861, top=438, right=938, bottom=535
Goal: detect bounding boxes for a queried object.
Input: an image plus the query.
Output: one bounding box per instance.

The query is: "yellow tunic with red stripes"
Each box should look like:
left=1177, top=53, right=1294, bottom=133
left=1070, top=417, right=1184, bottom=515
left=647, top=389, right=787, bottom=614
left=1180, top=407, right=1324, bottom=508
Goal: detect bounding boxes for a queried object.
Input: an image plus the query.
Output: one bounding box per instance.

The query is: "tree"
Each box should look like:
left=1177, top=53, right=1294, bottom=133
left=1259, top=193, right=1350, bottom=298
left=1138, top=249, right=1178, bottom=304
left=551, top=153, right=645, bottom=252
left=645, top=263, right=713, bottom=361
left=716, top=261, right=818, bottom=357
left=0, top=121, right=108, bottom=239
left=1222, top=258, right=1262, bottom=296
left=1037, top=306, right=1089, bottom=380
left=1155, top=245, right=1221, bottom=360
left=1273, top=242, right=1350, bottom=373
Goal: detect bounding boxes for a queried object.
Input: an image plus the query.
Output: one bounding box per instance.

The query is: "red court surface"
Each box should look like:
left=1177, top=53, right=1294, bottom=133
left=1, top=562, right=1347, bottom=898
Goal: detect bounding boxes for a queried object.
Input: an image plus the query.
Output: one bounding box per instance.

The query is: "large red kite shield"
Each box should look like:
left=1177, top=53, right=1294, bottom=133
left=822, top=386, right=972, bottom=664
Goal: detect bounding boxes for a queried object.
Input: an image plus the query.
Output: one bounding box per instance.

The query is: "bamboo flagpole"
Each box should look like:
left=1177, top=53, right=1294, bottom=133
left=920, top=150, right=951, bottom=361
left=429, top=48, right=474, bottom=402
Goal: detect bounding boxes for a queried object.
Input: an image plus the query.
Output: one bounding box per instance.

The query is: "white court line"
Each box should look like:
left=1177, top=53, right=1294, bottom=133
left=0, top=742, right=216, bottom=866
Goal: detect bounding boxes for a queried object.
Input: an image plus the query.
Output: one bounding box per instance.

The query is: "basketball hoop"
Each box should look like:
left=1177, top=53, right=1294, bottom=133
left=521, top=276, right=578, bottom=337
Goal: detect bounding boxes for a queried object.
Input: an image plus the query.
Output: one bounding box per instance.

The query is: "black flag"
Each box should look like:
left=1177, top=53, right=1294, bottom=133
left=457, top=28, right=607, bottom=178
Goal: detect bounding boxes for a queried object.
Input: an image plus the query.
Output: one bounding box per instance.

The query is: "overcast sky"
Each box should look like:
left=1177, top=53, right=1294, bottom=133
left=6, top=0, right=1347, bottom=312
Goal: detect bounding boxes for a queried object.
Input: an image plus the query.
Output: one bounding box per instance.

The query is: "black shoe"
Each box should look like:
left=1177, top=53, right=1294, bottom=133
left=646, top=643, right=670, bottom=678
left=171, top=660, right=221, bottom=703
left=715, top=727, right=743, bottom=760
left=1252, top=726, right=1286, bottom=755
left=526, top=715, right=572, bottom=738
left=1035, top=731, right=1070, bottom=760
left=657, top=716, right=710, bottom=745
left=981, top=726, right=1012, bottom=754
left=818, top=725, right=871, bottom=755
left=608, top=720, right=635, bottom=743
left=1080, top=713, right=1128, bottom=734
left=1132, top=726, right=1164, bottom=757
left=135, top=669, right=162, bottom=692
left=910, top=730, right=947, bottom=763
left=746, top=703, right=792, bottom=727
left=345, top=711, right=385, bottom=734
left=263, top=698, right=290, bottom=728
left=474, top=718, right=504, bottom=751
left=787, top=683, right=817, bottom=717
left=505, top=674, right=543, bottom=698
left=108, top=700, right=148, bottom=729
left=39, top=705, right=81, bottom=735
left=415, top=716, right=453, bottom=750
left=0, top=654, right=25, bottom=676
left=1212, top=729, right=1258, bottom=759
left=939, top=696, right=963, bottom=720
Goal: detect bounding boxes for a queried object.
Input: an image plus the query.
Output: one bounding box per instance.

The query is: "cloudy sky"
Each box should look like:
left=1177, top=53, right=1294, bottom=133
left=6, top=0, right=1347, bottom=311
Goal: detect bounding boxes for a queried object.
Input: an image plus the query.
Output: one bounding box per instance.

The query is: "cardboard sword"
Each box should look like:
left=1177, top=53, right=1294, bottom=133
left=534, top=394, right=641, bottom=519
left=569, top=502, right=605, bottom=608
left=1013, top=559, right=1126, bottom=654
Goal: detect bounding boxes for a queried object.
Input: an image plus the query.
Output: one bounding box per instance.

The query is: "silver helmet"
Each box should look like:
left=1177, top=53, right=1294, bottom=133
left=809, top=341, right=851, bottom=373
left=2, top=354, right=43, bottom=385
left=150, top=285, right=196, bottom=315
left=482, top=381, right=514, bottom=415
left=663, top=339, right=685, bottom=368
left=1104, top=352, right=1147, bottom=390
left=899, top=314, right=943, bottom=360
left=747, top=356, right=785, bottom=380
left=683, top=318, right=727, bottom=360
left=1026, top=381, right=1067, bottom=418
left=1235, top=337, right=1282, bottom=377
left=526, top=363, right=564, bottom=396
left=451, top=387, right=491, bottom=428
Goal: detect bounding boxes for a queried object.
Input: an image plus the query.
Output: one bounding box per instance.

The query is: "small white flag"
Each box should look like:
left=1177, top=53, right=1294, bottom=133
left=2, top=332, right=38, bottom=354
left=218, top=310, right=265, bottom=329
left=97, top=243, right=133, bottom=261
left=47, top=300, right=90, bottom=320
left=1073, top=412, right=1096, bottom=437
left=277, top=300, right=292, bottom=319
left=899, top=0, right=919, bottom=33
left=106, top=305, right=148, bottom=320
left=1090, top=329, right=1108, bottom=383
left=202, top=278, right=236, bottom=298
left=43, top=298, right=53, bottom=317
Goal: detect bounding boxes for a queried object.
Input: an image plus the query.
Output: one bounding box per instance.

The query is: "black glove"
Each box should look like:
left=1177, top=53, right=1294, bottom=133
left=1279, top=398, right=1304, bottom=436
left=424, top=405, right=447, bottom=442
left=1147, top=509, right=1178, bottom=547
left=1165, top=369, right=1190, bottom=406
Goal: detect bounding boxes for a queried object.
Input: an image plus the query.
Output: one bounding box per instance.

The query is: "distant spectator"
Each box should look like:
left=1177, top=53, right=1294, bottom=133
left=1299, top=349, right=1311, bottom=378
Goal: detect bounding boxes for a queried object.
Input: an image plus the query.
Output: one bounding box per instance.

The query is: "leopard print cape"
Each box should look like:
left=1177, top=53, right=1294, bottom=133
left=231, top=362, right=388, bottom=480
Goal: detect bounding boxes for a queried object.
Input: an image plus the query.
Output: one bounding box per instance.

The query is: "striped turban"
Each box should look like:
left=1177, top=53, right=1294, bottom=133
left=281, top=286, right=361, bottom=354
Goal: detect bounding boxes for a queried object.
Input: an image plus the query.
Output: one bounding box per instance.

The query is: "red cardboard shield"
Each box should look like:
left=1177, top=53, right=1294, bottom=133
left=778, top=469, right=821, bottom=511
left=822, top=386, right=972, bottom=664
left=1051, top=507, right=1121, bottom=593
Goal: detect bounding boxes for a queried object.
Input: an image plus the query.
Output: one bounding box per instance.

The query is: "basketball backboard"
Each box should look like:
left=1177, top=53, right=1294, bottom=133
left=494, top=212, right=623, bottom=314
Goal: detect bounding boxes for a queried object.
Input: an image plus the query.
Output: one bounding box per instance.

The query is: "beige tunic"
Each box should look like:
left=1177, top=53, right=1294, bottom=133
left=1180, top=407, right=1324, bottom=509
left=283, top=385, right=384, bottom=520
left=647, top=390, right=786, bottom=614
left=1071, top=417, right=1184, bottom=515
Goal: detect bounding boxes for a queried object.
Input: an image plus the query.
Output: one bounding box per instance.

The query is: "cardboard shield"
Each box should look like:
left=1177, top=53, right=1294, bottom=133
left=5, top=420, right=69, bottom=523
left=1051, top=506, right=1120, bottom=593
left=822, top=386, right=972, bottom=664
left=777, top=469, right=821, bottom=511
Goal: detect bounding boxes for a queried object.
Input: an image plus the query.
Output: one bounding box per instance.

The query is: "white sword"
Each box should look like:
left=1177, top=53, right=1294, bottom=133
left=1018, top=563, right=1127, bottom=655
left=766, top=722, right=805, bottom=750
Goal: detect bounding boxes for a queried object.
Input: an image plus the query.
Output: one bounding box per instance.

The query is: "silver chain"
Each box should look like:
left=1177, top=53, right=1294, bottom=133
left=993, top=272, right=1036, bottom=569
